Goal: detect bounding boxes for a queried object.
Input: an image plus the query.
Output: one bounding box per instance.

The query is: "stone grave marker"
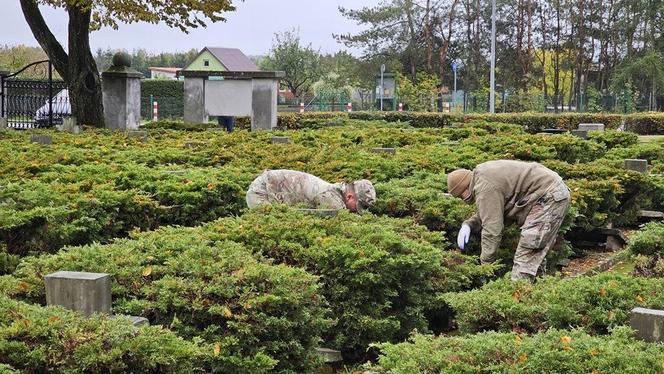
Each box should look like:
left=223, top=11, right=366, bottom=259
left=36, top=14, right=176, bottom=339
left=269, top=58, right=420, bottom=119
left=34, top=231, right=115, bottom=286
left=371, top=147, right=397, bottom=155
left=272, top=136, right=292, bottom=144
left=315, top=348, right=343, bottom=363
left=30, top=134, right=53, bottom=145
left=0, top=118, right=7, bottom=129
left=58, top=117, right=81, bottom=134
left=127, top=130, right=148, bottom=143
left=630, top=308, right=664, bottom=342
left=184, top=140, right=206, bottom=149
left=578, top=123, right=605, bottom=132
left=571, top=129, right=588, bottom=139
left=624, top=159, right=648, bottom=173
left=45, top=271, right=112, bottom=316
left=541, top=128, right=568, bottom=134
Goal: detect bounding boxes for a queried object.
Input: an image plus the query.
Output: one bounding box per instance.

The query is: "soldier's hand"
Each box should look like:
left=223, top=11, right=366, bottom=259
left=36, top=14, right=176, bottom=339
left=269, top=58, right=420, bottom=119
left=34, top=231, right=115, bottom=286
left=457, top=224, right=471, bottom=251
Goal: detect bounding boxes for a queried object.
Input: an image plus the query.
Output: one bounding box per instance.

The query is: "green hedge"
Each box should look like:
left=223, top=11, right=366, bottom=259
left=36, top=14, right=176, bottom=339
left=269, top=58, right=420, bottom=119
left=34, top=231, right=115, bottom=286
left=7, top=223, right=329, bottom=373
left=0, top=295, right=210, bottom=373
left=630, top=223, right=664, bottom=277
left=369, top=327, right=664, bottom=373
left=140, top=80, right=184, bottom=119
left=443, top=273, right=664, bottom=334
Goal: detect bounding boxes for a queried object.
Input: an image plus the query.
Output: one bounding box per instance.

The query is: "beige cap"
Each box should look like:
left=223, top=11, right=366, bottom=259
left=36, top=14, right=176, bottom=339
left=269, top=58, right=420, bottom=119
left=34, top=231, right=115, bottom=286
left=447, top=169, right=473, bottom=198
left=353, top=179, right=376, bottom=212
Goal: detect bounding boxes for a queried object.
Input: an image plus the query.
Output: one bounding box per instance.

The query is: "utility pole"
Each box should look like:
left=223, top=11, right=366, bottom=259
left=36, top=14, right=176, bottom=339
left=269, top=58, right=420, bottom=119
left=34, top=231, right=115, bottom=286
left=489, top=0, right=496, bottom=113
left=380, top=64, right=385, bottom=111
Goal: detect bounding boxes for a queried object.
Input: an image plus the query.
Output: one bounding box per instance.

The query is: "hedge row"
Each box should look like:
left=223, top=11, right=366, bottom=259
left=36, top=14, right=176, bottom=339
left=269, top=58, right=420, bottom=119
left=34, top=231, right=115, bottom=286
left=369, top=327, right=664, bottom=373
left=5, top=206, right=496, bottom=363
left=443, top=273, right=664, bottom=334
left=1, top=123, right=660, bottom=260
left=630, top=223, right=664, bottom=277
left=0, top=295, right=213, bottom=373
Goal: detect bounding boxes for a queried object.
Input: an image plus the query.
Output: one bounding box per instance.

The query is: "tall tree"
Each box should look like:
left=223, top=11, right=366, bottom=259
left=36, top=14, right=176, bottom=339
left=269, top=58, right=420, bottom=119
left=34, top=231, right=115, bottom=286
left=260, top=29, right=322, bottom=98
left=19, top=0, right=235, bottom=127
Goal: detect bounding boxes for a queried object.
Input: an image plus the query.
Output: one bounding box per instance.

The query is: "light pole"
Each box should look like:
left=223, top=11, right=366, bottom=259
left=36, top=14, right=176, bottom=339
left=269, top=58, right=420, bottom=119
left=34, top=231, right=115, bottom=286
left=452, top=60, right=462, bottom=111
left=380, top=64, right=385, bottom=111
left=489, top=0, right=496, bottom=113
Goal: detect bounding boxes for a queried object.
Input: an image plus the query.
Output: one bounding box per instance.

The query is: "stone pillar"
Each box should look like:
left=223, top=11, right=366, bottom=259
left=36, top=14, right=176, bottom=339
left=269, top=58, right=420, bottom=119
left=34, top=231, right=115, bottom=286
left=45, top=271, right=112, bottom=316
left=102, top=52, right=143, bottom=131
left=251, top=78, right=278, bottom=131
left=184, top=77, right=208, bottom=124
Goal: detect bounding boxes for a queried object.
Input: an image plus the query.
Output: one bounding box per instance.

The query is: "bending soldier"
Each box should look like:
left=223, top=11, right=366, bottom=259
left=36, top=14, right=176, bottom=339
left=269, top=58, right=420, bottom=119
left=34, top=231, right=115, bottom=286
left=246, top=169, right=376, bottom=213
left=447, top=160, right=571, bottom=282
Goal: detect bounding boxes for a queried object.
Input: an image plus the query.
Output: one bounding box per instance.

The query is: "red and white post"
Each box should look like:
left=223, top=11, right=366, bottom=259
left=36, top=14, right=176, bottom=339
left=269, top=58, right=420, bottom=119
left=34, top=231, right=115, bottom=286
left=152, top=101, right=159, bottom=121
left=398, top=103, right=403, bottom=112
left=299, top=102, right=305, bottom=114
left=347, top=102, right=353, bottom=113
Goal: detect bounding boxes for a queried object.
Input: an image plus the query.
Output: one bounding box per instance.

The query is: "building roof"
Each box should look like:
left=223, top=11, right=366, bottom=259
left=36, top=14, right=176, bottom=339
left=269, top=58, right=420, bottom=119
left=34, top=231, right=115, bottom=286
left=149, top=67, right=181, bottom=74
left=205, top=47, right=259, bottom=71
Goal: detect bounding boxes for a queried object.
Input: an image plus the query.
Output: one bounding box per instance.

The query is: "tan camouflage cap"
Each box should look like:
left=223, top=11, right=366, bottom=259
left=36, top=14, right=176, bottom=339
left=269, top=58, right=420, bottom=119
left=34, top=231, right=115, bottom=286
left=353, top=179, right=376, bottom=212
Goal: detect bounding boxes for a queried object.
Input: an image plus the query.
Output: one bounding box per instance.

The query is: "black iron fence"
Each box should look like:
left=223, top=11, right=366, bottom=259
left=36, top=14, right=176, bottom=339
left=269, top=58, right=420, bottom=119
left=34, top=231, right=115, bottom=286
left=1, top=60, right=68, bottom=129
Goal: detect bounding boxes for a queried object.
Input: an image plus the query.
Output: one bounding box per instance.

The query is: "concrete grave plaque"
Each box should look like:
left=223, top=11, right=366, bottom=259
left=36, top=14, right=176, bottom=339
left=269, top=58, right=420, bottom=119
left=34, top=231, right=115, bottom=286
left=45, top=271, right=112, bottom=316
left=571, top=129, right=588, bottom=139
left=127, top=130, right=148, bottom=143
left=630, top=308, right=664, bottom=342
left=0, top=118, right=7, bottom=129
left=315, top=348, right=343, bottom=363
left=30, top=134, right=52, bottom=145
left=624, top=159, right=648, bottom=173
left=272, top=136, right=292, bottom=144
left=578, top=123, right=605, bottom=132
left=372, top=147, right=397, bottom=155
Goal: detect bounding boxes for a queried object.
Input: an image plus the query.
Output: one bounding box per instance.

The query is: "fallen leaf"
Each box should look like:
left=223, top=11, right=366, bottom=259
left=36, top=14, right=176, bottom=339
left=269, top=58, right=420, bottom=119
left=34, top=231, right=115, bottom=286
left=142, top=266, right=153, bottom=277
left=599, top=287, right=607, bottom=297
left=518, top=353, right=528, bottom=363
left=222, top=306, right=233, bottom=318
left=214, top=343, right=221, bottom=356
left=636, top=295, right=645, bottom=303
left=560, top=336, right=572, bottom=345
left=48, top=316, right=60, bottom=324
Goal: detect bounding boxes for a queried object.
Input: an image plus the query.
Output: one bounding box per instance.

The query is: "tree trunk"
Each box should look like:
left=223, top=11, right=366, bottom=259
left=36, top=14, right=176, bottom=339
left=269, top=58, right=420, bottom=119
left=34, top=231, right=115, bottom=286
left=67, top=6, right=104, bottom=127
left=20, top=0, right=105, bottom=127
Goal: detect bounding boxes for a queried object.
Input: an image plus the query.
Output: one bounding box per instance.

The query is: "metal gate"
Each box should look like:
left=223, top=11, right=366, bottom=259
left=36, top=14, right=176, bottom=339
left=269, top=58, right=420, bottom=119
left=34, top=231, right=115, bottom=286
left=0, top=60, right=68, bottom=129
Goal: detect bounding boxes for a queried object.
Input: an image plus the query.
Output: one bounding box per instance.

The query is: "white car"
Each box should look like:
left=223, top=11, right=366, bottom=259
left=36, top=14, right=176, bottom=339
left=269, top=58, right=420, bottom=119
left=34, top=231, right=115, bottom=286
left=34, top=89, right=71, bottom=127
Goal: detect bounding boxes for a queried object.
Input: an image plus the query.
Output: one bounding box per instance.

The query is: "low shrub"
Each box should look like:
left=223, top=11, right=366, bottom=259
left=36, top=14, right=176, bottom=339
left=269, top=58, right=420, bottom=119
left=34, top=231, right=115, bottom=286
left=8, top=226, right=329, bottom=373
left=443, top=273, right=664, bottom=334
left=0, top=295, right=210, bottom=373
left=629, top=222, right=664, bottom=277
left=588, top=130, right=639, bottom=149
left=368, top=327, right=664, bottom=374
left=203, top=206, right=497, bottom=360
left=624, top=112, right=664, bottom=134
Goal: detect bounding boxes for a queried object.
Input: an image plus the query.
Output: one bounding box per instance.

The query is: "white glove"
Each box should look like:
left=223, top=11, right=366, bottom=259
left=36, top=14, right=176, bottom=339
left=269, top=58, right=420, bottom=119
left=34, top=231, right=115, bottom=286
left=457, top=224, right=471, bottom=250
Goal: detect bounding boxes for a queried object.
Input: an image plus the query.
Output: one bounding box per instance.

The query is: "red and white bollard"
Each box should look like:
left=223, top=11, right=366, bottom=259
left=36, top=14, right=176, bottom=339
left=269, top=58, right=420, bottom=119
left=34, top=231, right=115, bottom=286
left=398, top=103, right=403, bottom=112
left=347, top=102, right=353, bottom=113
left=299, top=102, right=305, bottom=114
left=152, top=101, right=159, bottom=121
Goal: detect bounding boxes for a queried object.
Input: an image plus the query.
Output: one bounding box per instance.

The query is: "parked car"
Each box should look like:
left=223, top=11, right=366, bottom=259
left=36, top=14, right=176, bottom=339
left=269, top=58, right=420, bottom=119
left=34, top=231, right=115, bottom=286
left=34, top=89, right=71, bottom=127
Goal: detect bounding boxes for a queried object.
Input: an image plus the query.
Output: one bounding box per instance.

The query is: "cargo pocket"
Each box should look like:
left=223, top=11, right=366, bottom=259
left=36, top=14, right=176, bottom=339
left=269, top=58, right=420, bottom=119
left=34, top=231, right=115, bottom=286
left=550, top=183, right=570, bottom=202
left=520, top=222, right=550, bottom=250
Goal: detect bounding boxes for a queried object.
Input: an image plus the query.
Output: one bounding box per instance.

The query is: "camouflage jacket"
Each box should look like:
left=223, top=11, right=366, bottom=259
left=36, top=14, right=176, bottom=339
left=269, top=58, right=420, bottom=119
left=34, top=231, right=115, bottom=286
left=253, top=170, right=347, bottom=209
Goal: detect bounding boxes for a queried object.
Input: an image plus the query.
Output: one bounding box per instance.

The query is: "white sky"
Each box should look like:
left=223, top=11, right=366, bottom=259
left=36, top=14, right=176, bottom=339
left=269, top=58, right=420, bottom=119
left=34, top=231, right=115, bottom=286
left=0, top=0, right=380, bottom=55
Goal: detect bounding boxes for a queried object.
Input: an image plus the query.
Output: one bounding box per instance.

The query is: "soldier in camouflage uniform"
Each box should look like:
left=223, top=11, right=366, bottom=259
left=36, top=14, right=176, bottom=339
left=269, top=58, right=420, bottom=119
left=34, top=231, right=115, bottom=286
left=447, top=160, right=571, bottom=282
left=246, top=170, right=376, bottom=213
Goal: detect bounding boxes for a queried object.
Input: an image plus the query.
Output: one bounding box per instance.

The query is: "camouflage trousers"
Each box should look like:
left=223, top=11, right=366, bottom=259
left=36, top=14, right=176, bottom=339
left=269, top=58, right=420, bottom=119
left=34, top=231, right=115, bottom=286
left=512, top=181, right=571, bottom=281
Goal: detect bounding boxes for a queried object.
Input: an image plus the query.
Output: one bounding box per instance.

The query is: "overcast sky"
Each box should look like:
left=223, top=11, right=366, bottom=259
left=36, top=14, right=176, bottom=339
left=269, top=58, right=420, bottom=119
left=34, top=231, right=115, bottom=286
left=1, top=0, right=379, bottom=56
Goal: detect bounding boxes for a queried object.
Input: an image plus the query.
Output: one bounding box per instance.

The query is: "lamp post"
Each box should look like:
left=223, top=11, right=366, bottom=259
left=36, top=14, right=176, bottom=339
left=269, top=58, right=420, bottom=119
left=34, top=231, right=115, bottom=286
left=380, top=64, right=385, bottom=111
left=489, top=0, right=496, bottom=113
